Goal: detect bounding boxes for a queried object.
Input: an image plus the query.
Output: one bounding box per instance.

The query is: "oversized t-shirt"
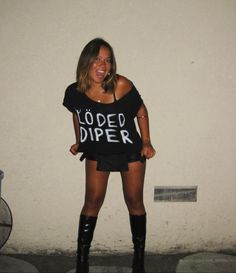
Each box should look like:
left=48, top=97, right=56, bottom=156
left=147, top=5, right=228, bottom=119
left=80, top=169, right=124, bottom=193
left=63, top=82, right=143, bottom=155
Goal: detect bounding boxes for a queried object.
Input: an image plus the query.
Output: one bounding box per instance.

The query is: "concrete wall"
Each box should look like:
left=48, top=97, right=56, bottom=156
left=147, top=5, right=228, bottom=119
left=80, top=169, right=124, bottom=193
left=0, top=0, right=235, bottom=254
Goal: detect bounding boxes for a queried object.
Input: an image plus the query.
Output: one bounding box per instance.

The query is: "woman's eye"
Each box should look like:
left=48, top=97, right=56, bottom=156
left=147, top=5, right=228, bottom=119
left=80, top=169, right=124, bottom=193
left=95, top=57, right=101, bottom=62
left=94, top=57, right=111, bottom=64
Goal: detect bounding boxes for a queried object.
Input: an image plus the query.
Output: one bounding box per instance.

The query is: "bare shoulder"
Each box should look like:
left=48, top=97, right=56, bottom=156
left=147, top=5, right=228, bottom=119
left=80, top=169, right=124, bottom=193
left=115, top=75, right=133, bottom=98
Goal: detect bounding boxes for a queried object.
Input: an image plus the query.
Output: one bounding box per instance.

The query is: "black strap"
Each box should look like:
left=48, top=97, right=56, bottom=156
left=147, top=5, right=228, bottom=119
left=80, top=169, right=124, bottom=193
left=113, top=91, right=117, bottom=102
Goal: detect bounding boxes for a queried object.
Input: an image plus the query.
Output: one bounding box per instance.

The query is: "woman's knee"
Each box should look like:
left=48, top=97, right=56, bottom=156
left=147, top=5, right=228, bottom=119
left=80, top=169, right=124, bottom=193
left=125, top=195, right=144, bottom=211
left=84, top=195, right=105, bottom=211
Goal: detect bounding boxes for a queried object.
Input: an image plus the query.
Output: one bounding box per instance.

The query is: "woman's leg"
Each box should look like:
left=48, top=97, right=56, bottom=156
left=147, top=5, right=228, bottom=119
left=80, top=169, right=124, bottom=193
left=81, top=159, right=110, bottom=216
left=121, top=161, right=146, bottom=215
left=76, top=159, right=110, bottom=273
left=121, top=161, right=146, bottom=273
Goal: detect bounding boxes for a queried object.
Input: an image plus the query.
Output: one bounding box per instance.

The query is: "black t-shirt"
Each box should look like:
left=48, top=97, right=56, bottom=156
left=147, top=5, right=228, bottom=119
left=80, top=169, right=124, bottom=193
left=63, top=82, right=143, bottom=155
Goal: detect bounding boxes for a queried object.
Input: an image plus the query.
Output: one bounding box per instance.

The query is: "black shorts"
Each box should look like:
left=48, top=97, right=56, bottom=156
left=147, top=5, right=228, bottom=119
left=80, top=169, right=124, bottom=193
left=80, top=152, right=146, bottom=172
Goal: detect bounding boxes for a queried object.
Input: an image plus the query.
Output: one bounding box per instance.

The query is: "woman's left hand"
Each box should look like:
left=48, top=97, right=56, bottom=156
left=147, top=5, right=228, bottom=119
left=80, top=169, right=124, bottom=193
left=141, top=141, right=156, bottom=159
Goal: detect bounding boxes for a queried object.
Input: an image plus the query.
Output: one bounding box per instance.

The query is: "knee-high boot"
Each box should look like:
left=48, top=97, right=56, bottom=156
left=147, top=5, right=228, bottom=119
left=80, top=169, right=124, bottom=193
left=76, top=214, right=97, bottom=273
left=129, top=214, right=146, bottom=273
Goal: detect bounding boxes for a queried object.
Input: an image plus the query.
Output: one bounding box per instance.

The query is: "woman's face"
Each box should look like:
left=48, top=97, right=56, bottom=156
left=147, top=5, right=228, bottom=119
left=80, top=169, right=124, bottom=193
left=88, top=46, right=112, bottom=85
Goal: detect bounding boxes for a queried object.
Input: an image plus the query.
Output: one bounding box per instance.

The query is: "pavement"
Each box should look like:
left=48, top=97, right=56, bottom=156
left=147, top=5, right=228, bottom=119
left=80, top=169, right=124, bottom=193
left=0, top=251, right=236, bottom=273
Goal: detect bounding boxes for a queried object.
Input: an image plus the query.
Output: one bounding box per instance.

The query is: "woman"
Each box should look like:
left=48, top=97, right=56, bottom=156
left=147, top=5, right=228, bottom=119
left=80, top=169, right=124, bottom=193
left=63, top=38, right=156, bottom=273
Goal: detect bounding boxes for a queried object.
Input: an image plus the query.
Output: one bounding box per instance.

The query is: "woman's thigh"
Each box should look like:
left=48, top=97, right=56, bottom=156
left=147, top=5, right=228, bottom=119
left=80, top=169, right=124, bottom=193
left=84, top=159, right=110, bottom=202
left=121, top=161, right=146, bottom=204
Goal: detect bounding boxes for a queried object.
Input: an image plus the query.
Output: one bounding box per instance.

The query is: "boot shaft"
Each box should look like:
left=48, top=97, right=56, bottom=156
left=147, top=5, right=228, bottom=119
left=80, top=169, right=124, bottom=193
left=76, top=215, right=97, bottom=273
left=130, top=214, right=146, bottom=273
left=78, top=214, right=97, bottom=245
left=77, top=215, right=97, bottom=259
left=129, top=214, right=146, bottom=248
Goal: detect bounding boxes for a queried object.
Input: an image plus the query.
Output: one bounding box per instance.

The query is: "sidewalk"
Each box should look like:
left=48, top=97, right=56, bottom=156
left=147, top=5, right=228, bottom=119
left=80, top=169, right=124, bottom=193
left=0, top=252, right=236, bottom=273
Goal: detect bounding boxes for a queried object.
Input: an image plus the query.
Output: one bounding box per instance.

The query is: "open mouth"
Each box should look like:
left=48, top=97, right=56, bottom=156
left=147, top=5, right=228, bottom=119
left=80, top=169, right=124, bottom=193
left=96, top=69, right=106, bottom=79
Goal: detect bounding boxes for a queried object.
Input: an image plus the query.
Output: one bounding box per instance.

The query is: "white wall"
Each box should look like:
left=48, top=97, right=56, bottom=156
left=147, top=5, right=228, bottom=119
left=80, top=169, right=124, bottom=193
left=0, top=0, right=236, bottom=254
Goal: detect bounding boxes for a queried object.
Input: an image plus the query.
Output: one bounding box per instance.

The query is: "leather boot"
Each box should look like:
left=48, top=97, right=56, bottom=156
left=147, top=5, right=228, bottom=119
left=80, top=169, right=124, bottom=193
left=76, top=214, right=97, bottom=273
left=129, top=214, right=146, bottom=273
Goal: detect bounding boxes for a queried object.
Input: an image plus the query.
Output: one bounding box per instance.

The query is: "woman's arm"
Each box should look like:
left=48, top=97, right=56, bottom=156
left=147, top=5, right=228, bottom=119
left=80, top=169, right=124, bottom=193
left=137, top=104, right=156, bottom=159
left=70, top=113, right=80, bottom=155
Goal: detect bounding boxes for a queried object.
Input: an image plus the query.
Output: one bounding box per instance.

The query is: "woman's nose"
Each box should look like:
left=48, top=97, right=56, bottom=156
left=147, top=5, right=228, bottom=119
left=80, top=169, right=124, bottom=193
left=99, top=59, right=106, bottom=65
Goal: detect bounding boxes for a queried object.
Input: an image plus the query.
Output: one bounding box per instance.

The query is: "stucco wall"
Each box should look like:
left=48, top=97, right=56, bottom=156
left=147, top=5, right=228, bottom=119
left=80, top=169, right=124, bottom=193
left=0, top=0, right=236, bottom=254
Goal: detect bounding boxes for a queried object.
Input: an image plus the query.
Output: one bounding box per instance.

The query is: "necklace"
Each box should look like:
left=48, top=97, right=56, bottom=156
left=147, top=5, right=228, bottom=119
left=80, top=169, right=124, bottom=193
left=88, top=87, right=104, bottom=103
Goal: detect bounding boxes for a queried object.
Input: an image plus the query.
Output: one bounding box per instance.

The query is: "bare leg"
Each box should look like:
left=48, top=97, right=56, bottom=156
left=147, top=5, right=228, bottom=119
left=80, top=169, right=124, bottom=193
left=81, top=159, right=110, bottom=216
left=121, top=161, right=146, bottom=215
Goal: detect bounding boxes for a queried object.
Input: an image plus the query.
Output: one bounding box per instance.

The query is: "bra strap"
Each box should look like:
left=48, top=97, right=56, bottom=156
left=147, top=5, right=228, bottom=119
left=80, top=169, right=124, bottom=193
left=113, top=91, right=117, bottom=102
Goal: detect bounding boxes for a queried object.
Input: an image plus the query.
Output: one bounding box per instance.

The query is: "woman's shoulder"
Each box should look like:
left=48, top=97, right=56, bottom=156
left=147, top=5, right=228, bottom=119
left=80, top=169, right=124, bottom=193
left=65, top=82, right=83, bottom=97
left=115, top=75, right=133, bottom=99
left=66, top=82, right=77, bottom=92
left=64, top=82, right=85, bottom=104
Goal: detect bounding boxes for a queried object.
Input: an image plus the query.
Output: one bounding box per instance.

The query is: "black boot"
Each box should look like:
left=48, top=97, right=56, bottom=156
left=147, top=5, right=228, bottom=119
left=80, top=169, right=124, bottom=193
left=129, top=214, right=146, bottom=273
left=76, top=214, right=97, bottom=273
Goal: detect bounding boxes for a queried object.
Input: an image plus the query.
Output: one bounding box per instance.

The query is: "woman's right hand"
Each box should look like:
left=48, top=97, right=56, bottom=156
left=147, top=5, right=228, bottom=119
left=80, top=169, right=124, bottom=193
left=70, top=143, right=79, bottom=155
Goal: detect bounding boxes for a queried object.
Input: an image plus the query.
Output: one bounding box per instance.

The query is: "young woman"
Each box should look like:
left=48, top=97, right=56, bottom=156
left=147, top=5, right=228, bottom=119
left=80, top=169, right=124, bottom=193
left=63, top=38, right=156, bottom=273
